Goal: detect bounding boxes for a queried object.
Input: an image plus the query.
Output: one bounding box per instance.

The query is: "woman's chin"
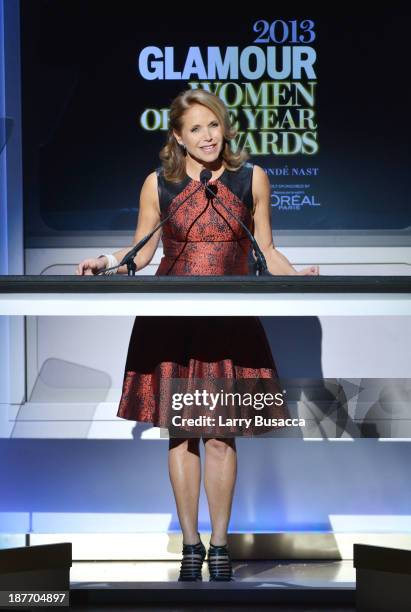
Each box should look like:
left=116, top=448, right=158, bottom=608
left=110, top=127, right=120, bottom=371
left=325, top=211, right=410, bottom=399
left=191, top=151, right=222, bottom=166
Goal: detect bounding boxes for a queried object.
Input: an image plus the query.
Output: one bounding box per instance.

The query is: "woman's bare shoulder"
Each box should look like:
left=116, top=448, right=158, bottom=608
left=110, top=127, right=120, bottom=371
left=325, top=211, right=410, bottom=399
left=251, top=164, right=268, bottom=181
left=141, top=170, right=159, bottom=193
left=140, top=171, right=160, bottom=212
left=143, top=170, right=159, bottom=187
left=251, top=164, right=270, bottom=196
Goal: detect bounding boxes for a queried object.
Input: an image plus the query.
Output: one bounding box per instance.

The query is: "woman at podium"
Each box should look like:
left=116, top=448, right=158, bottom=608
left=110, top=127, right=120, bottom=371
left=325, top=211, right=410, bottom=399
left=76, top=89, right=318, bottom=582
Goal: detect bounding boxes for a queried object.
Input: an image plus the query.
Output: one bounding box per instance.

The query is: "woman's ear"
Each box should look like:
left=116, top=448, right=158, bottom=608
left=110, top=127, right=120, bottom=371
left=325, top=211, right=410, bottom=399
left=172, top=130, right=182, bottom=146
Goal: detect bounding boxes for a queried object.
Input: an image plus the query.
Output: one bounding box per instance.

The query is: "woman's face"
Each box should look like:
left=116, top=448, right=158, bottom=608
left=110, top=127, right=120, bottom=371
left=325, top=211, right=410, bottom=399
left=173, top=103, right=224, bottom=163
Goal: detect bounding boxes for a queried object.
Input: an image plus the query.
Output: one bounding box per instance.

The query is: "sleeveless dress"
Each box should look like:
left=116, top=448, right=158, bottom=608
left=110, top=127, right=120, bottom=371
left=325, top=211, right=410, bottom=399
left=116, top=162, right=291, bottom=436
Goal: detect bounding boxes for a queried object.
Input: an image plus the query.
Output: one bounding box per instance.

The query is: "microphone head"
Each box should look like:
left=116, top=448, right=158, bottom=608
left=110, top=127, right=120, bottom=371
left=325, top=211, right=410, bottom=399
left=200, top=169, right=212, bottom=184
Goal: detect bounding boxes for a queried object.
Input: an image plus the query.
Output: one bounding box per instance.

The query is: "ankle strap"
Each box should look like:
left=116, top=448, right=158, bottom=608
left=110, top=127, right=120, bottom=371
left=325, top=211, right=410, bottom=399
left=209, top=542, right=229, bottom=551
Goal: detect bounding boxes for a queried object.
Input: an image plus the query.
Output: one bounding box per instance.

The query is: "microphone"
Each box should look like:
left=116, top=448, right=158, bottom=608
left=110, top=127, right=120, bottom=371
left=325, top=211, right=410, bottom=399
left=201, top=171, right=270, bottom=276
left=102, top=167, right=269, bottom=276
left=200, top=169, right=212, bottom=184
left=100, top=180, right=206, bottom=276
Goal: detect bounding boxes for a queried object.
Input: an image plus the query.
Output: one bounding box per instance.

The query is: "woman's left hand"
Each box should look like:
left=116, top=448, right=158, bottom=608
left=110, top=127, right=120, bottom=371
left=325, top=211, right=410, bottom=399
left=296, top=265, right=320, bottom=275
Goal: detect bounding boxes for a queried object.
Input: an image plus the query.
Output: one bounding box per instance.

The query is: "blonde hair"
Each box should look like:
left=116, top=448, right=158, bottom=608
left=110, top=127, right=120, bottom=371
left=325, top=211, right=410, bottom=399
left=159, top=89, right=249, bottom=182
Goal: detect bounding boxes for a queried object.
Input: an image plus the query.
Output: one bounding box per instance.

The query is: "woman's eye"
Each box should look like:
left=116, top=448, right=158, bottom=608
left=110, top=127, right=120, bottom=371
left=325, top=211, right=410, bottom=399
left=191, top=123, right=218, bottom=132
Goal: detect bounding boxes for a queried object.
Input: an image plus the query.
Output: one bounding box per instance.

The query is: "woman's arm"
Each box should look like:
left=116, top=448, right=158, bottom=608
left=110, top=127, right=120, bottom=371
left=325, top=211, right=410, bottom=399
left=252, top=165, right=319, bottom=276
left=112, top=171, right=162, bottom=274
left=76, top=171, right=162, bottom=275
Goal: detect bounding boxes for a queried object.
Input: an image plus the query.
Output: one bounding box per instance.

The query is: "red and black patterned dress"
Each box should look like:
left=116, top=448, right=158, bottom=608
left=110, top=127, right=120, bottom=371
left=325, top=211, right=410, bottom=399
left=116, top=162, right=290, bottom=436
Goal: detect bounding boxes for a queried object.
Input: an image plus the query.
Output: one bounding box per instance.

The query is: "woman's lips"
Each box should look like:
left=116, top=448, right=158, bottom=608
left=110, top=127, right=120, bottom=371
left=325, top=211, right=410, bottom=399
left=201, top=144, right=217, bottom=152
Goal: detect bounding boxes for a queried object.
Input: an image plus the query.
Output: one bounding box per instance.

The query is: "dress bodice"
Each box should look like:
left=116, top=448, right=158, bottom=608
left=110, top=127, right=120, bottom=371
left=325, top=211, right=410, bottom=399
left=155, top=162, right=255, bottom=276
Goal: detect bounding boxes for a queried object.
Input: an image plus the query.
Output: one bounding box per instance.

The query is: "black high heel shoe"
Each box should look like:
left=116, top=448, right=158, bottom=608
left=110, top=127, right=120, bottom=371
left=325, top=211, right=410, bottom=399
left=178, top=533, right=206, bottom=581
left=207, top=542, right=234, bottom=581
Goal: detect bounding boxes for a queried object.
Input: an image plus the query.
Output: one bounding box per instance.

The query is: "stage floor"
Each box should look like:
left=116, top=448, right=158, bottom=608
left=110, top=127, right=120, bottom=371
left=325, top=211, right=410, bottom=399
left=70, top=558, right=355, bottom=586
left=70, top=559, right=356, bottom=607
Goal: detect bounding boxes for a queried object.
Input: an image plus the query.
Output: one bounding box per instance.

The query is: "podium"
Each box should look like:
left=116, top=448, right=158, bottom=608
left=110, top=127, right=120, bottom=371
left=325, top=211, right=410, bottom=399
left=0, top=275, right=410, bottom=316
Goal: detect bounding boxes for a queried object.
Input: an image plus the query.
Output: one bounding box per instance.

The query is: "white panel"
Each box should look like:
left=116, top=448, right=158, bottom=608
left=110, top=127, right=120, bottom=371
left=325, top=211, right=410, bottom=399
left=2, top=293, right=411, bottom=316
left=321, top=317, right=411, bottom=377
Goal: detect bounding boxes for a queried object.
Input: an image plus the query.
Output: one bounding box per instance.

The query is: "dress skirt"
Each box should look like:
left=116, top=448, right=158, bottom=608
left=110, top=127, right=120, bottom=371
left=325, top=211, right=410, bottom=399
left=116, top=315, right=291, bottom=437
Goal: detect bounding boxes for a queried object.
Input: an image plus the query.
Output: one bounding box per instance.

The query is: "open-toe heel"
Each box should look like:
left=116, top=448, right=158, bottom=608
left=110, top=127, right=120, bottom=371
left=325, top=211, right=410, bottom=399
left=207, top=542, right=234, bottom=581
left=178, top=534, right=206, bottom=581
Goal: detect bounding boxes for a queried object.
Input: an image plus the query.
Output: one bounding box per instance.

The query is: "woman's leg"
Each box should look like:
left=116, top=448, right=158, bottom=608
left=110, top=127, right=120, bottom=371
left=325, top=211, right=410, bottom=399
left=168, top=437, right=201, bottom=544
left=203, top=437, right=237, bottom=545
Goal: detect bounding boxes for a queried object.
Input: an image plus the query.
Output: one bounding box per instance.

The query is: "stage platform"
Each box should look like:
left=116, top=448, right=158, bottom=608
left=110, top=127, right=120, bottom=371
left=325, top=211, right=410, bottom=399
left=69, top=559, right=355, bottom=606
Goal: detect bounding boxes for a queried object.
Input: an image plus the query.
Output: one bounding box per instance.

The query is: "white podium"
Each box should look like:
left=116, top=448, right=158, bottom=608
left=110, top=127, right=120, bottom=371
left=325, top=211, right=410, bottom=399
left=0, top=275, right=410, bottom=316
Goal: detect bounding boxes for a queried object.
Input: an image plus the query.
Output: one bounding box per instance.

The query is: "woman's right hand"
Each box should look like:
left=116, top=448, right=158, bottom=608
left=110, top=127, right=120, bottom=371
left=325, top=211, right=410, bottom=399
left=75, top=257, right=106, bottom=276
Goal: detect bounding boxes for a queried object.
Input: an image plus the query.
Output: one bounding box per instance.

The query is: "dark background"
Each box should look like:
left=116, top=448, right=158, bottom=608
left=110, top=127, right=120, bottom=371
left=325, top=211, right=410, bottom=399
left=21, top=2, right=411, bottom=235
